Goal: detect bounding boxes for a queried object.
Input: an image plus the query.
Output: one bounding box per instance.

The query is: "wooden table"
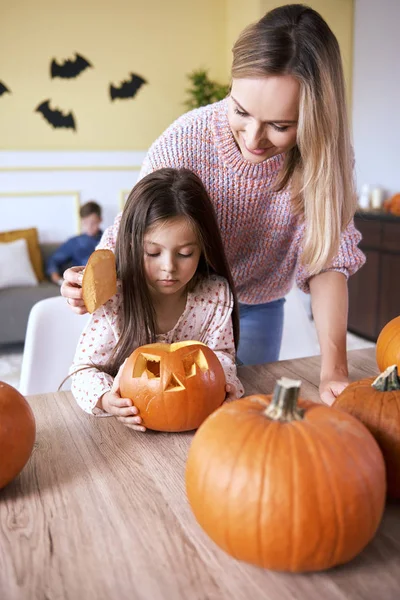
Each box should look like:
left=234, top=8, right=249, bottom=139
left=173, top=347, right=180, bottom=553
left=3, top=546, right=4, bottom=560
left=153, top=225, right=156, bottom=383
left=1, top=348, right=400, bottom=600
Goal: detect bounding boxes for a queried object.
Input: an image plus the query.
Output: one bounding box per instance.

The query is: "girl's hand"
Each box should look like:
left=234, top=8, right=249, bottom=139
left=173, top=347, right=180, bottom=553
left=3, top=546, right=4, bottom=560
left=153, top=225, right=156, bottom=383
left=225, top=383, right=239, bottom=402
left=319, top=376, right=349, bottom=406
left=101, top=391, right=146, bottom=431
left=101, top=362, right=146, bottom=432
left=60, top=266, right=87, bottom=314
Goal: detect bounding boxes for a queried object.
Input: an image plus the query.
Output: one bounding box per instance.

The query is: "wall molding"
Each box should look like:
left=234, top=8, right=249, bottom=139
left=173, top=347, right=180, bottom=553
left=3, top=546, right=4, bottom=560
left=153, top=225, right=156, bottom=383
left=0, top=190, right=81, bottom=236
left=0, top=165, right=141, bottom=172
left=119, top=189, right=132, bottom=211
left=0, top=151, right=145, bottom=238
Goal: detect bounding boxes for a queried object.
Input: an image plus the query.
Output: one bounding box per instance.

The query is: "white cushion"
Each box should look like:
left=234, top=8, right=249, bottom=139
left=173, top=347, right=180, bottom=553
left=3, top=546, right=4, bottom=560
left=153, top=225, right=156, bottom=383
left=0, top=238, right=38, bottom=289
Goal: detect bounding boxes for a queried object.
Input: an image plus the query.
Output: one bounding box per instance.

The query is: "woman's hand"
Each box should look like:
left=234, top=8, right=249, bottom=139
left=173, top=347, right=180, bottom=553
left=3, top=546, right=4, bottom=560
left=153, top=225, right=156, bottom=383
left=60, top=266, right=87, bottom=314
left=309, top=272, right=350, bottom=406
left=225, top=383, right=239, bottom=402
left=319, top=374, right=349, bottom=406
left=100, top=362, right=146, bottom=432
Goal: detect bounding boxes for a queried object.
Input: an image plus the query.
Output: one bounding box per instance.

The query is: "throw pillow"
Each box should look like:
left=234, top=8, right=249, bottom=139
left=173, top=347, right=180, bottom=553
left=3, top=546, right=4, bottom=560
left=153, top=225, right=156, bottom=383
left=0, top=227, right=44, bottom=281
left=0, top=238, right=39, bottom=289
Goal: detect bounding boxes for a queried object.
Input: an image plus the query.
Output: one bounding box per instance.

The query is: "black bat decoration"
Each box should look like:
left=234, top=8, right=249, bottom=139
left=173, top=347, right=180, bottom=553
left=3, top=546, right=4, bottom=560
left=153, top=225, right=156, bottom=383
left=109, top=73, right=147, bottom=101
left=35, top=100, right=76, bottom=131
left=0, top=80, right=10, bottom=96
left=50, top=53, right=92, bottom=79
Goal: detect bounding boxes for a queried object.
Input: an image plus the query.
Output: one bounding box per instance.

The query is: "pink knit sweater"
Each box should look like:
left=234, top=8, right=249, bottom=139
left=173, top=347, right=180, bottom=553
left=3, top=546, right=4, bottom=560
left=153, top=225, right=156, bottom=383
left=100, top=99, right=365, bottom=304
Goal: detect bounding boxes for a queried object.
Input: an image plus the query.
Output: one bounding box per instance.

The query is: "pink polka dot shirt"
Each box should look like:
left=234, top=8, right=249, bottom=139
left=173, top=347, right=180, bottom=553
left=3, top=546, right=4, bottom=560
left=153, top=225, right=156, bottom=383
left=70, top=274, right=244, bottom=415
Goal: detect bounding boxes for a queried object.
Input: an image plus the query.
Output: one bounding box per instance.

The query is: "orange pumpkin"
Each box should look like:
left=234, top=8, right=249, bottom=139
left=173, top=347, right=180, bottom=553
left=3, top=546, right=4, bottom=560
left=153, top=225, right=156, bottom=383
left=0, top=381, right=36, bottom=489
left=376, top=315, right=400, bottom=372
left=186, top=377, right=386, bottom=572
left=386, top=193, right=400, bottom=216
left=334, top=364, right=400, bottom=498
left=119, top=341, right=226, bottom=431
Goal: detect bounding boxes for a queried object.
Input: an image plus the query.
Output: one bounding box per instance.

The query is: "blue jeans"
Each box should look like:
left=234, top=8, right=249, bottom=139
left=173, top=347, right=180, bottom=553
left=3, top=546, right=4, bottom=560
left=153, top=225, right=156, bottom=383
left=237, top=299, right=285, bottom=366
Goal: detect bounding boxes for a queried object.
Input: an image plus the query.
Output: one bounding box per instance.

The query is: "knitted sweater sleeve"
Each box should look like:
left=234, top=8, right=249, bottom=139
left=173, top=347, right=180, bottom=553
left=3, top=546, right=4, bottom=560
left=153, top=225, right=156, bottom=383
left=296, top=219, right=366, bottom=293
left=96, top=213, right=122, bottom=252
left=138, top=116, right=195, bottom=175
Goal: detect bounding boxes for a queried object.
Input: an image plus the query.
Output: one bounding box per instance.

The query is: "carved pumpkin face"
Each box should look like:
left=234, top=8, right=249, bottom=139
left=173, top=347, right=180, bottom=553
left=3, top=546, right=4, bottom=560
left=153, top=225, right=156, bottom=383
left=119, top=341, right=226, bottom=431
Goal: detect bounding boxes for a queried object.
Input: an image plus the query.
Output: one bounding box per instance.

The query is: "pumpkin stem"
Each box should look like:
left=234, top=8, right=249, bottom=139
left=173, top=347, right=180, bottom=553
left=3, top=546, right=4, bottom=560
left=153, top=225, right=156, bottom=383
left=372, top=364, right=400, bottom=391
left=264, top=377, right=304, bottom=422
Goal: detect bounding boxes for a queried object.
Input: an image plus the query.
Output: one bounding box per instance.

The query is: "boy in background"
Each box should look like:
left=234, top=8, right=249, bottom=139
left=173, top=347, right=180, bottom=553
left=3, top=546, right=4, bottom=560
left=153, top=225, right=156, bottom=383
left=47, top=201, right=103, bottom=285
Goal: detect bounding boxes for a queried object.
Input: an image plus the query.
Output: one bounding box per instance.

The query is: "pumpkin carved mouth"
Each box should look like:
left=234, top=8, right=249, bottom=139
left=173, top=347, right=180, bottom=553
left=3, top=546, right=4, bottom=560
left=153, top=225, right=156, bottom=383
left=133, top=355, right=161, bottom=379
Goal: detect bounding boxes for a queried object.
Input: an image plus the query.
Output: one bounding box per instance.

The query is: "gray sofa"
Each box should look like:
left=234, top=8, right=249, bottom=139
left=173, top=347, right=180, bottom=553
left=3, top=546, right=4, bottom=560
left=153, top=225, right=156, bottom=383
left=0, top=243, right=61, bottom=346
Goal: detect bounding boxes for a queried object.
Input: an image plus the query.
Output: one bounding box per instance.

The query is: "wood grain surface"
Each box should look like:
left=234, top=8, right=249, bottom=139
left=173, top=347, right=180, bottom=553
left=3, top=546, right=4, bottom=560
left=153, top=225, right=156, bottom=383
left=1, top=348, right=399, bottom=600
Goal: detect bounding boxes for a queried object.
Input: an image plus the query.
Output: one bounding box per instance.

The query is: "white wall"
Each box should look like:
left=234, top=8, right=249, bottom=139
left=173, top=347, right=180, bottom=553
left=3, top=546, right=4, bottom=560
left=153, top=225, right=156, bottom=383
left=0, top=151, right=145, bottom=242
left=352, top=0, right=400, bottom=198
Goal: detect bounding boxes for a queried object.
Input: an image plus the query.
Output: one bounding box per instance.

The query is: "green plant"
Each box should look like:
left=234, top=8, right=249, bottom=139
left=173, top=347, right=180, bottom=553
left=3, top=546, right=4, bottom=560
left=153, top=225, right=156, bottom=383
left=184, top=69, right=229, bottom=110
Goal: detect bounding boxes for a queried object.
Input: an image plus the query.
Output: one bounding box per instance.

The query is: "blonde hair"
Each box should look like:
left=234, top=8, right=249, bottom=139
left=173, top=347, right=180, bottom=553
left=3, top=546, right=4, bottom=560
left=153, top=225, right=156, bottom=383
left=232, top=4, right=357, bottom=275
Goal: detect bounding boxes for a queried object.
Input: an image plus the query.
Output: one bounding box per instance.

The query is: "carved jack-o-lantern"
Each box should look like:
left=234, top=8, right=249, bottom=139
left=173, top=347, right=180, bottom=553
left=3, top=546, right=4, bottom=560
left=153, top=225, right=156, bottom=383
left=119, top=341, right=226, bottom=431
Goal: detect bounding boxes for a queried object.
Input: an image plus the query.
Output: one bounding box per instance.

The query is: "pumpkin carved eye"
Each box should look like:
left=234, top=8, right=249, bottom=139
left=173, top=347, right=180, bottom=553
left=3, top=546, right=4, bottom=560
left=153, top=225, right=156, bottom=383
left=132, top=353, right=161, bottom=379
left=182, top=349, right=209, bottom=378
left=130, top=352, right=189, bottom=392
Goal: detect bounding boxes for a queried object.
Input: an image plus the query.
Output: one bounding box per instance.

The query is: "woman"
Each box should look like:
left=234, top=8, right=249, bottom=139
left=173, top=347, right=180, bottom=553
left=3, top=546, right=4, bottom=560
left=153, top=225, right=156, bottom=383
left=61, top=4, right=364, bottom=404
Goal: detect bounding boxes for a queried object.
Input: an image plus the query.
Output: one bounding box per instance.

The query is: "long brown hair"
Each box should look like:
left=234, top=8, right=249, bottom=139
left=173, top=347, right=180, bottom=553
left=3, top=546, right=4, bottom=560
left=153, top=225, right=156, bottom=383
left=102, top=168, right=239, bottom=377
left=231, top=4, right=357, bottom=274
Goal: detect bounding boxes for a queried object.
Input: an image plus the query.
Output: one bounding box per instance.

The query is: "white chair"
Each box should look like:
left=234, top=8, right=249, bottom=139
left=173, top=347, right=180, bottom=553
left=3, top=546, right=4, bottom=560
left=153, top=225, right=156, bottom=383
left=19, top=296, right=90, bottom=395
left=18, top=287, right=317, bottom=395
left=279, top=285, right=320, bottom=360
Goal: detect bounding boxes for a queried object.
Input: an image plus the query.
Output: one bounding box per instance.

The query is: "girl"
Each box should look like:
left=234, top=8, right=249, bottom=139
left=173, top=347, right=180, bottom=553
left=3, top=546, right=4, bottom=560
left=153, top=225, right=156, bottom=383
left=70, top=168, right=244, bottom=431
left=63, top=4, right=365, bottom=405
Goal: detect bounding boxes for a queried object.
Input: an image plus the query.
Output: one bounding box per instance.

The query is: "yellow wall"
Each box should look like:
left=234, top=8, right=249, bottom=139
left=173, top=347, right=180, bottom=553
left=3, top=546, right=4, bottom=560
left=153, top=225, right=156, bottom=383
left=225, top=0, right=261, bottom=74
left=0, top=0, right=227, bottom=150
left=0, top=0, right=354, bottom=151
left=260, top=0, right=354, bottom=107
